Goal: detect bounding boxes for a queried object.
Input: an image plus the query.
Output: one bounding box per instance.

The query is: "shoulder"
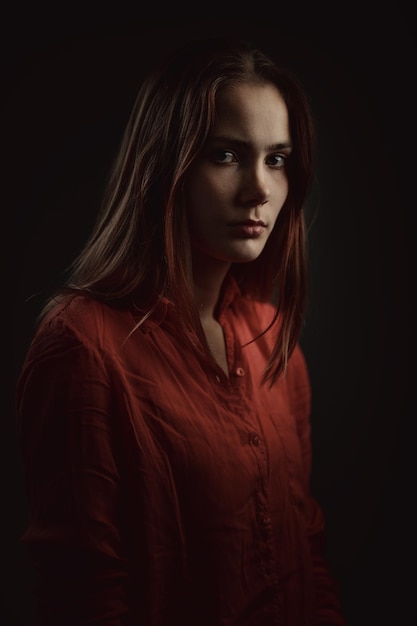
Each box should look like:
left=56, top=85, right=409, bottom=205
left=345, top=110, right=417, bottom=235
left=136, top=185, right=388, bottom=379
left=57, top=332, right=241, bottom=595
left=30, top=295, right=136, bottom=358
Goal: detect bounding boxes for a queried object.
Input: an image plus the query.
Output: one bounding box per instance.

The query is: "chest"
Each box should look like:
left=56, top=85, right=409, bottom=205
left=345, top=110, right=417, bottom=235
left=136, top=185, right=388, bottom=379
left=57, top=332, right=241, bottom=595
left=119, top=336, right=306, bottom=523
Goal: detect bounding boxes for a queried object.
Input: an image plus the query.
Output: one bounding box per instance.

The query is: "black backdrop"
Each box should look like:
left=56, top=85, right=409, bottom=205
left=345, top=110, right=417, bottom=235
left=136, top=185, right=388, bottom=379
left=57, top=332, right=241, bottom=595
left=3, top=9, right=416, bottom=626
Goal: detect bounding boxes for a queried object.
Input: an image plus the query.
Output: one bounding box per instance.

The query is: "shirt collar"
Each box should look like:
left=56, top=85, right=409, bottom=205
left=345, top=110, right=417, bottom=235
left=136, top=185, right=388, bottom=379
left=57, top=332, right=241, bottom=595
left=134, top=271, right=243, bottom=331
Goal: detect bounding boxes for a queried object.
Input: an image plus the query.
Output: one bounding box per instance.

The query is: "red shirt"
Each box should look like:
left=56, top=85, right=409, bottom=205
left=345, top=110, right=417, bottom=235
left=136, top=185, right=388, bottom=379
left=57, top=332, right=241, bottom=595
left=16, top=275, right=347, bottom=625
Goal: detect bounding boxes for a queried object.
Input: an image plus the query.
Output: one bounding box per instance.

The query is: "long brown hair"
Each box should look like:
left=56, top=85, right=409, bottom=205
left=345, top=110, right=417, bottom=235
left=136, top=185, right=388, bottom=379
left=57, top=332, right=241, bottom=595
left=41, top=37, right=316, bottom=386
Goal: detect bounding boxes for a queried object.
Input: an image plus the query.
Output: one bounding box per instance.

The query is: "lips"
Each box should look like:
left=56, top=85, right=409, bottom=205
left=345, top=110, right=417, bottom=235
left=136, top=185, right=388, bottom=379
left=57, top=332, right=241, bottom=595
left=228, top=219, right=266, bottom=228
left=227, top=219, right=267, bottom=238
left=228, top=219, right=267, bottom=227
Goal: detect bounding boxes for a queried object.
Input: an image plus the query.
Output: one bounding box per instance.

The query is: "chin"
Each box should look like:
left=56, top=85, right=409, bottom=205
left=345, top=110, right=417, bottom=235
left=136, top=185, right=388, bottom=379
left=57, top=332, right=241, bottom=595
left=228, top=242, right=266, bottom=263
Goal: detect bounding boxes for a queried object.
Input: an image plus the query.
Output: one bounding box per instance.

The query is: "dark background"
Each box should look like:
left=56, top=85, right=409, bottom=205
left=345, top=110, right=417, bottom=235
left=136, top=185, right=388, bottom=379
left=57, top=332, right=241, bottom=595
left=2, top=9, right=416, bottom=626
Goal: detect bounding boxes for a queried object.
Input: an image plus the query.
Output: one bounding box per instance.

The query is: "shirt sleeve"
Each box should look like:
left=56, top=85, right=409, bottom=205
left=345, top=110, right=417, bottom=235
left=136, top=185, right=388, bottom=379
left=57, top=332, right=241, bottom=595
left=288, top=344, right=348, bottom=626
left=16, top=316, right=130, bottom=625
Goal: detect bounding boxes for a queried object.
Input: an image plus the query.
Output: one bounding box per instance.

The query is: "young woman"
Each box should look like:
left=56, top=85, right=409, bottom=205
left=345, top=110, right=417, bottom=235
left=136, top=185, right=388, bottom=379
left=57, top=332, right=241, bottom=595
left=16, top=36, right=347, bottom=625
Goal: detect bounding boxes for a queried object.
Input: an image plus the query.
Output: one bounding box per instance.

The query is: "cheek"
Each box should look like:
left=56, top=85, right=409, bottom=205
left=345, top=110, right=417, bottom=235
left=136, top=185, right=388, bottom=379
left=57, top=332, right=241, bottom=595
left=270, top=179, right=289, bottom=218
left=186, top=159, right=234, bottom=198
left=184, top=169, right=228, bottom=220
left=190, top=169, right=229, bottom=200
left=275, top=172, right=289, bottom=199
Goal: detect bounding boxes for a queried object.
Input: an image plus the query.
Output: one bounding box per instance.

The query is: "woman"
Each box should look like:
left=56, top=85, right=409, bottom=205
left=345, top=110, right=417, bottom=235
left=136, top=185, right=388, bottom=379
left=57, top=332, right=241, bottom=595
left=16, top=36, right=347, bottom=625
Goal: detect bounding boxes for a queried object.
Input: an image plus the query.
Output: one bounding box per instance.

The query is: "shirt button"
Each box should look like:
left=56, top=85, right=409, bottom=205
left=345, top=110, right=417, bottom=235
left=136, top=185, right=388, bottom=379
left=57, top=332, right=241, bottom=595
left=251, top=434, right=262, bottom=447
left=259, top=513, right=271, bottom=526
left=235, top=367, right=245, bottom=376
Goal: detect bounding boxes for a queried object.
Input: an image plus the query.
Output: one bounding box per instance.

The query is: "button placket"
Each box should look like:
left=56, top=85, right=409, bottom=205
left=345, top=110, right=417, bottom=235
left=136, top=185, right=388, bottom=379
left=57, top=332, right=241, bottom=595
left=258, top=511, right=271, bottom=528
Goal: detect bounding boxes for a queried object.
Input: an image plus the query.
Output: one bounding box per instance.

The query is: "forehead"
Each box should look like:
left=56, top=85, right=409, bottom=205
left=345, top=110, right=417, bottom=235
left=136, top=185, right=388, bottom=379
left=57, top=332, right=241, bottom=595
left=213, top=81, right=289, bottom=138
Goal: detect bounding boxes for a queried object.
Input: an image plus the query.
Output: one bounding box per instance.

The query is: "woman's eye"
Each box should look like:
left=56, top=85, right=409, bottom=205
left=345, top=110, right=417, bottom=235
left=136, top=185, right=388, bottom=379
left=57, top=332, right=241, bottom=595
left=267, top=154, right=287, bottom=168
left=214, top=150, right=237, bottom=164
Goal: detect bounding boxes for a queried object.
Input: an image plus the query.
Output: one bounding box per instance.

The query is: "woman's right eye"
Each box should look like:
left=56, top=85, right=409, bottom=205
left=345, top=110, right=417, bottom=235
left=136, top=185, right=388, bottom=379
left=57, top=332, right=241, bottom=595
left=214, top=150, right=237, bottom=164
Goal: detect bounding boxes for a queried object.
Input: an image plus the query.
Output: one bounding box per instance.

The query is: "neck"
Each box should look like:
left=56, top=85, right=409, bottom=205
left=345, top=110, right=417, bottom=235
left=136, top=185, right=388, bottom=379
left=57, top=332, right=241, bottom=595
left=192, top=253, right=231, bottom=321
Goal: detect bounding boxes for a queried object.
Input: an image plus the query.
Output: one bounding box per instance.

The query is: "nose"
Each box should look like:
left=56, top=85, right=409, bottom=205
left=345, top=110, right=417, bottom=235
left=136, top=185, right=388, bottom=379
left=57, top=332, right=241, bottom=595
left=238, top=163, right=270, bottom=207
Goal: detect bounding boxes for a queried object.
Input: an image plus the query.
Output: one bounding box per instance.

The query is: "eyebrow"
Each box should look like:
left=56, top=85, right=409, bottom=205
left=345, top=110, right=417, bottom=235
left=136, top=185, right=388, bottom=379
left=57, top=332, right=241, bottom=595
left=209, top=135, right=293, bottom=151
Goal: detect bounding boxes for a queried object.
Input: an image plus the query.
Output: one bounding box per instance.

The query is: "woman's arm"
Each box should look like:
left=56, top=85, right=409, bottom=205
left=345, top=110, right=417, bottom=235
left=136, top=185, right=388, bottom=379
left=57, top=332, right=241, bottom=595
left=16, top=317, right=130, bottom=625
left=289, top=345, right=347, bottom=626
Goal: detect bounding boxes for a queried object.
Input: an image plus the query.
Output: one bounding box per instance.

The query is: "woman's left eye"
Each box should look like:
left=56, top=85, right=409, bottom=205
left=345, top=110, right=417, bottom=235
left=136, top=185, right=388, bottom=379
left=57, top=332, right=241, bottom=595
left=267, top=154, right=287, bottom=168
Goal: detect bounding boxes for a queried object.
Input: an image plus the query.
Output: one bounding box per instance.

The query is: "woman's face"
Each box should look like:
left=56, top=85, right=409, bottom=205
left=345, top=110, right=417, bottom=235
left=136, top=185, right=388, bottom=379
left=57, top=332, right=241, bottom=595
left=183, top=81, right=291, bottom=272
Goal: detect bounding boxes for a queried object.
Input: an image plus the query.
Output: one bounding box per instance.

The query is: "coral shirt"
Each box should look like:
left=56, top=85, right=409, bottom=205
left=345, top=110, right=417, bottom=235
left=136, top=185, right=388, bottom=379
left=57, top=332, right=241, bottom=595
left=16, top=275, right=346, bottom=625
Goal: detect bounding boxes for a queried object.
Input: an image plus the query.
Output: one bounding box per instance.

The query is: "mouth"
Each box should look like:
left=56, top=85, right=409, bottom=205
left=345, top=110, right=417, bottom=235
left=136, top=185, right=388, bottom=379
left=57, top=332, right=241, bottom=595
left=228, top=219, right=267, bottom=227
left=227, top=219, right=267, bottom=238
